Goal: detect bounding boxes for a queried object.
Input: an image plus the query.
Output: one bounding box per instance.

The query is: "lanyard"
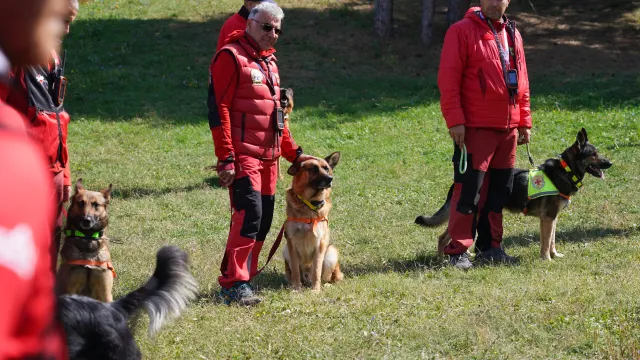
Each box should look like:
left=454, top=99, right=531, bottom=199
left=478, top=11, right=514, bottom=97
left=255, top=59, right=277, bottom=98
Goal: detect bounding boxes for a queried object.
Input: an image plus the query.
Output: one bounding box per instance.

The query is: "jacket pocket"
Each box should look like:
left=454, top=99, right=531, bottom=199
left=478, top=67, right=487, bottom=98
left=240, top=113, right=246, bottom=142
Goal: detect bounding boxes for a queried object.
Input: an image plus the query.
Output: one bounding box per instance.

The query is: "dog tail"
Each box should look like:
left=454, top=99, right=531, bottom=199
left=414, top=184, right=453, bottom=227
left=113, top=245, right=198, bottom=336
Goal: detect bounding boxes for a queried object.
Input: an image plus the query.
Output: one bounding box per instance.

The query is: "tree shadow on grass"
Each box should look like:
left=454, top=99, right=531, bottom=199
left=111, top=176, right=222, bottom=199
left=502, top=226, right=637, bottom=248
left=64, top=1, right=639, bottom=125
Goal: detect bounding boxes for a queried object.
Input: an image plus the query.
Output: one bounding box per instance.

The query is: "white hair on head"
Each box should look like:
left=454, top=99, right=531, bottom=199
left=69, top=0, right=79, bottom=11
left=248, top=2, right=284, bottom=22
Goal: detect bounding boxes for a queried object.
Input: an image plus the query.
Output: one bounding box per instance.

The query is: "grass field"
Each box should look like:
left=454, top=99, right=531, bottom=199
left=64, top=0, right=639, bottom=358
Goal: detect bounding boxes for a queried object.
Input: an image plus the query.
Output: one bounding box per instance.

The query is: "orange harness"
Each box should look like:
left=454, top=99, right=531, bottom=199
left=65, top=259, right=117, bottom=278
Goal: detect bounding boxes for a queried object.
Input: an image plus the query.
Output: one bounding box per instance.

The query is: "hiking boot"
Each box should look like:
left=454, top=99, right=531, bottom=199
left=475, top=247, right=519, bottom=265
left=220, top=282, right=262, bottom=306
left=449, top=252, right=473, bottom=270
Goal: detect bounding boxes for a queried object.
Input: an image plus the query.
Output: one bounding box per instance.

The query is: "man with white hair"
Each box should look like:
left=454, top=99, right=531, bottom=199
left=216, top=0, right=277, bottom=51
left=208, top=3, right=312, bottom=305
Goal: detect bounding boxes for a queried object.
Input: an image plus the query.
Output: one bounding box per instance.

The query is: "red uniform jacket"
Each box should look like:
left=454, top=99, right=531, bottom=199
left=438, top=7, right=532, bottom=130
left=5, top=51, right=71, bottom=186
left=216, top=6, right=250, bottom=51
left=208, top=31, right=301, bottom=172
left=0, top=82, right=67, bottom=360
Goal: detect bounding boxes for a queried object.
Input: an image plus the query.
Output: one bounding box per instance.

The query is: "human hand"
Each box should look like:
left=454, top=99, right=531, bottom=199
left=449, top=125, right=465, bottom=149
left=517, top=128, right=531, bottom=145
left=295, top=154, right=316, bottom=164
left=218, top=170, right=235, bottom=188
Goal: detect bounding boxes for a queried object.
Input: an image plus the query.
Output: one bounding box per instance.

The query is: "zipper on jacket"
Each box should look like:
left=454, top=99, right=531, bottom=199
left=240, top=113, right=246, bottom=142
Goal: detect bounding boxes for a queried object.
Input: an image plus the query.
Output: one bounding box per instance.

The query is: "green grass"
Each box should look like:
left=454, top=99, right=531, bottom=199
left=64, top=0, right=640, bottom=358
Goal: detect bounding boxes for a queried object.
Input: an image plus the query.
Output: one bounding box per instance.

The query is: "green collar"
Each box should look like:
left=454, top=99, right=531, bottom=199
left=64, top=229, right=103, bottom=239
left=296, top=194, right=325, bottom=212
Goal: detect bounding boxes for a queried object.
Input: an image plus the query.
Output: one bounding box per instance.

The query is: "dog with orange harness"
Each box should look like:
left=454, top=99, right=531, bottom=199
left=282, top=152, right=344, bottom=292
left=57, top=178, right=115, bottom=302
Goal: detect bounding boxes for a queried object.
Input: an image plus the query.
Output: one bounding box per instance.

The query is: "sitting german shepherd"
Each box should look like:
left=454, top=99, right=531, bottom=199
left=57, top=179, right=115, bottom=302
left=416, top=128, right=612, bottom=260
left=283, top=152, right=344, bottom=291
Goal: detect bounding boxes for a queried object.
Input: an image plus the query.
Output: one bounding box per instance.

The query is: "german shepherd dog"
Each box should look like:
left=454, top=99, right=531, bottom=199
left=58, top=245, right=198, bottom=360
left=416, top=128, right=612, bottom=260
left=57, top=179, right=115, bottom=302
left=283, top=152, right=344, bottom=291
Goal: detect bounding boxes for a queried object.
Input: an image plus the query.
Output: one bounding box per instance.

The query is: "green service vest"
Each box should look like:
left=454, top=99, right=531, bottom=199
left=528, top=170, right=559, bottom=199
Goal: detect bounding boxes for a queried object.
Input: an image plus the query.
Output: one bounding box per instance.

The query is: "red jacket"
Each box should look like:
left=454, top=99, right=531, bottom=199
left=216, top=6, right=249, bottom=51
left=438, top=7, right=532, bottom=130
left=5, top=51, right=71, bottom=186
left=208, top=31, right=301, bottom=171
left=0, top=85, right=67, bottom=360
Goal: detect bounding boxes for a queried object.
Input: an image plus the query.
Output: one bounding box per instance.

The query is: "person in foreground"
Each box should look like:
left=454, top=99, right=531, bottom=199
left=5, top=0, right=79, bottom=273
left=0, top=0, right=69, bottom=357
left=437, top=0, right=532, bottom=269
left=208, top=2, right=313, bottom=305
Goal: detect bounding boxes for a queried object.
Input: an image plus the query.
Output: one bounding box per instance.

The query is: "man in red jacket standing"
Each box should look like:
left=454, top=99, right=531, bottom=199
left=0, top=0, right=69, bottom=357
left=209, top=2, right=312, bottom=305
left=5, top=0, right=79, bottom=274
left=216, top=0, right=277, bottom=51
left=437, top=0, right=532, bottom=269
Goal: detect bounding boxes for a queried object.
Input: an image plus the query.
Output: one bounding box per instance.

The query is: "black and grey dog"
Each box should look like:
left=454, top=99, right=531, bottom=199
left=416, top=128, right=612, bottom=260
left=58, top=246, right=198, bottom=360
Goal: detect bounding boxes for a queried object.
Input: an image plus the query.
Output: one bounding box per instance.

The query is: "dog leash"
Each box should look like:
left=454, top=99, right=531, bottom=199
left=458, top=144, right=468, bottom=174
left=254, top=223, right=286, bottom=276
left=526, top=143, right=535, bottom=167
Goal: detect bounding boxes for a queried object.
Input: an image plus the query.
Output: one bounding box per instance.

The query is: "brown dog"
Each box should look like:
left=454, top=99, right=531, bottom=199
left=283, top=152, right=344, bottom=291
left=57, top=178, right=115, bottom=302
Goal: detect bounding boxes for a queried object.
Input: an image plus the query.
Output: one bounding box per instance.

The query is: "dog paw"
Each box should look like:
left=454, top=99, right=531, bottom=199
left=540, top=254, right=552, bottom=261
left=551, top=252, right=564, bottom=258
left=291, top=283, right=302, bottom=291
left=311, top=284, right=322, bottom=293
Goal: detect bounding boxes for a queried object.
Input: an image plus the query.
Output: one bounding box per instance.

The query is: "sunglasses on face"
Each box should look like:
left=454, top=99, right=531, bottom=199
left=251, top=19, right=283, bottom=35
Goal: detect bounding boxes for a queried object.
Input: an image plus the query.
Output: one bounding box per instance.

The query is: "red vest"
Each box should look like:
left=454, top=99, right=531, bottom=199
left=6, top=51, right=70, bottom=174
left=219, top=41, right=283, bottom=159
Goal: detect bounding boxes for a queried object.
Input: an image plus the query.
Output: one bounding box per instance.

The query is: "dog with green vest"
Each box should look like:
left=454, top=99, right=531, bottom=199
left=417, top=128, right=612, bottom=261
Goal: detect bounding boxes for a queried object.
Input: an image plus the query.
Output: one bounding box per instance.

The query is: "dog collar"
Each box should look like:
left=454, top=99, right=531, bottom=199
left=559, top=157, right=583, bottom=190
left=296, top=194, right=325, bottom=212
left=64, top=229, right=103, bottom=239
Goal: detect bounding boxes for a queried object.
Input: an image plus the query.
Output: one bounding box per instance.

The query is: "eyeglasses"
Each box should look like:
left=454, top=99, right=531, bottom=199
left=250, top=19, right=283, bottom=35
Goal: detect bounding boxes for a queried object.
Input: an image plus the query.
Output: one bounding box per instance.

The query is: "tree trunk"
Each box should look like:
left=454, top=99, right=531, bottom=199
left=447, top=0, right=470, bottom=27
left=374, top=0, right=393, bottom=38
left=421, top=0, right=436, bottom=45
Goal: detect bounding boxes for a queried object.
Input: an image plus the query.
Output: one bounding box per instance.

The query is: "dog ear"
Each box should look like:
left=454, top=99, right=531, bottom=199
left=74, top=178, right=85, bottom=194
left=576, top=129, right=587, bottom=148
left=101, top=184, right=113, bottom=202
left=285, top=88, right=294, bottom=99
left=325, top=152, right=340, bottom=169
left=581, top=127, right=589, bottom=142
left=287, top=164, right=299, bottom=176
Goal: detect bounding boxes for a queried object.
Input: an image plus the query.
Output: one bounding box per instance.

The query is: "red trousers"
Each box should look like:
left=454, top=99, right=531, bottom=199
left=218, top=155, right=278, bottom=289
left=51, top=171, right=64, bottom=274
left=444, top=128, right=517, bottom=255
